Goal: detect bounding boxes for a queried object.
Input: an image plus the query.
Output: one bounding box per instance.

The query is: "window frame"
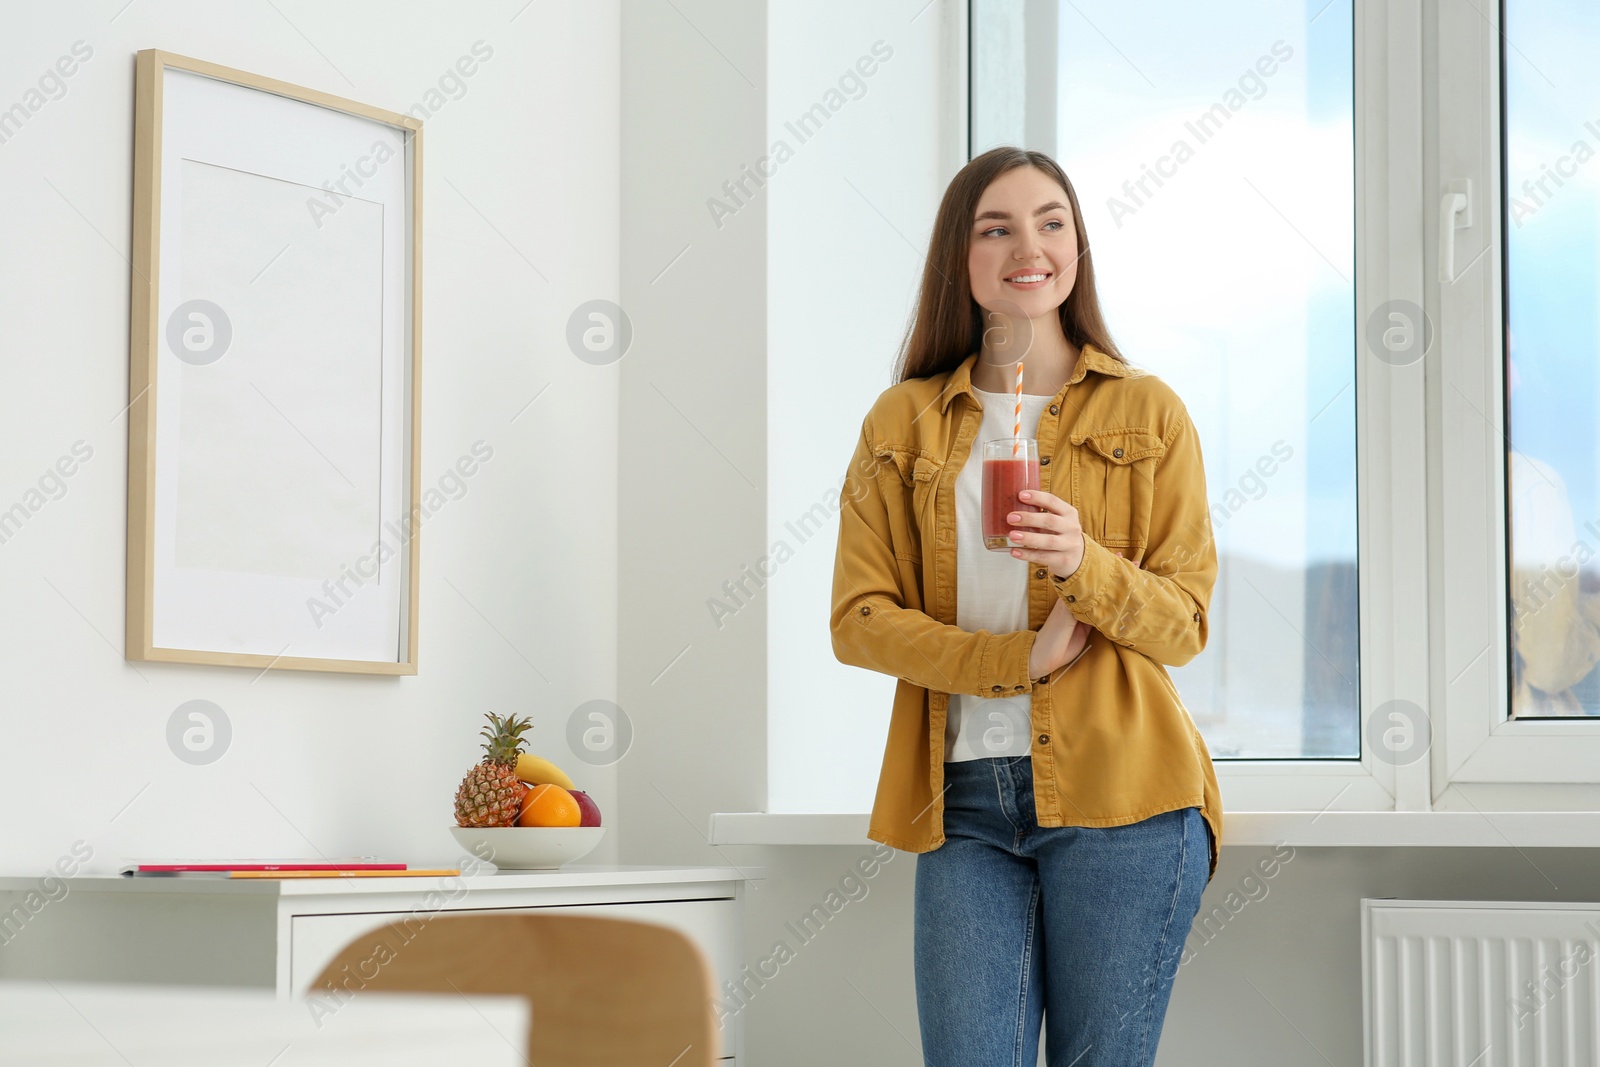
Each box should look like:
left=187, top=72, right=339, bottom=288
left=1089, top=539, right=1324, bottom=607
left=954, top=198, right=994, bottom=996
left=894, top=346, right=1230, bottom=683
left=969, top=0, right=1438, bottom=813
left=1432, top=0, right=1600, bottom=795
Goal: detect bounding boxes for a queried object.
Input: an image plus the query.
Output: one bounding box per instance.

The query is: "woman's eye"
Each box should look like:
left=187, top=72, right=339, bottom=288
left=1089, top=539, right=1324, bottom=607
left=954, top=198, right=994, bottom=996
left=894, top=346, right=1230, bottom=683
left=980, top=225, right=1007, bottom=238
left=1043, top=219, right=1064, bottom=232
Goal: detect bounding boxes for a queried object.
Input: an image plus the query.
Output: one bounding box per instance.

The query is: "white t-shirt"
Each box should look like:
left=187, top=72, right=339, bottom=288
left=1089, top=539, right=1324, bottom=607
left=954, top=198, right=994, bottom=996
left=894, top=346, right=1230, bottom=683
left=944, top=386, right=1055, bottom=762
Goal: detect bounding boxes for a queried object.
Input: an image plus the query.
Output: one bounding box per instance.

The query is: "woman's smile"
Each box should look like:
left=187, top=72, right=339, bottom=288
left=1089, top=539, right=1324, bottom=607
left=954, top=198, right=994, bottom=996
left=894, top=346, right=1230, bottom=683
left=1004, top=269, right=1053, bottom=290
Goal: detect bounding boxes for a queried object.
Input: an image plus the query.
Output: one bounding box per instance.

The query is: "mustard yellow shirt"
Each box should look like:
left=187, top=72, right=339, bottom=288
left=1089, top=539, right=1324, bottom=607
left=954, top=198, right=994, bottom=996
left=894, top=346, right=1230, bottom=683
left=830, top=343, right=1223, bottom=881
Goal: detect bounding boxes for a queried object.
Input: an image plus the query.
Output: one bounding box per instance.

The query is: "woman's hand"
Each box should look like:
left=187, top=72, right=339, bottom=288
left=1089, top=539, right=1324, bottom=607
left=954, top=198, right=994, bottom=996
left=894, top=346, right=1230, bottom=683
left=1007, top=489, right=1085, bottom=578
left=1028, top=599, right=1092, bottom=678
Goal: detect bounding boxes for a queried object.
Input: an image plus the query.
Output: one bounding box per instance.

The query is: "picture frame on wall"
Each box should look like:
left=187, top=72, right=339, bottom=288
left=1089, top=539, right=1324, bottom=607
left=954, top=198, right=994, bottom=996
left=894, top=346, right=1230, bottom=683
left=125, top=50, right=423, bottom=675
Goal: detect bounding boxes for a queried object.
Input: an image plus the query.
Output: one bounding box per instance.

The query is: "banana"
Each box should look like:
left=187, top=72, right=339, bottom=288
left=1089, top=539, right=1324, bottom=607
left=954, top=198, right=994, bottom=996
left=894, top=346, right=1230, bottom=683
left=515, top=753, right=576, bottom=790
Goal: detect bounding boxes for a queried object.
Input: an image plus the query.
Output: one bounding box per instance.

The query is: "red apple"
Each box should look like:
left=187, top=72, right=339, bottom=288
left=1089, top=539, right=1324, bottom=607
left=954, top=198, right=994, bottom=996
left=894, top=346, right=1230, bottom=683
left=569, top=789, right=602, bottom=827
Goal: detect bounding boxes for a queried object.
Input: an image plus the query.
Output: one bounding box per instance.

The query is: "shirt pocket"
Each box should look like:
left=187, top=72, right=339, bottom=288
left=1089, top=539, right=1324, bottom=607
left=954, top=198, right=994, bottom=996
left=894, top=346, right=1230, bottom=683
left=875, top=448, right=943, bottom=554
left=1069, top=428, right=1165, bottom=552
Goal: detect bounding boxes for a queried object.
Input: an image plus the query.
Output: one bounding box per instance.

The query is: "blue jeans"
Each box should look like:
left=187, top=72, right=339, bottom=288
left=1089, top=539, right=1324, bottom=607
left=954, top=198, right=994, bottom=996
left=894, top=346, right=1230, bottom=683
left=914, top=756, right=1209, bottom=1067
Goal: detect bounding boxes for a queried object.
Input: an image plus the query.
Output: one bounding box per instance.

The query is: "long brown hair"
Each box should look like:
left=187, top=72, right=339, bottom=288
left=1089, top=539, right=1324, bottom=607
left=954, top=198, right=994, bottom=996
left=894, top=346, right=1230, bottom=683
left=893, top=146, right=1126, bottom=384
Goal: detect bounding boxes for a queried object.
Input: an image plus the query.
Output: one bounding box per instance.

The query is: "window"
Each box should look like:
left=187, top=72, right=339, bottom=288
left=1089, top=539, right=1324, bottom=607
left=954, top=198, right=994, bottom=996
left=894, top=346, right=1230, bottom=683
left=974, top=0, right=1600, bottom=807
left=975, top=0, right=1358, bottom=760
left=1502, top=0, right=1600, bottom=720
left=1435, top=0, right=1600, bottom=792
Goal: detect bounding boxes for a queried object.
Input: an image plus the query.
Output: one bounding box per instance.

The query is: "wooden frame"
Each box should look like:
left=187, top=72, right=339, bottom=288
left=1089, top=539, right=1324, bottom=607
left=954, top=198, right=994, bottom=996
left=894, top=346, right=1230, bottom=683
left=127, top=50, right=423, bottom=674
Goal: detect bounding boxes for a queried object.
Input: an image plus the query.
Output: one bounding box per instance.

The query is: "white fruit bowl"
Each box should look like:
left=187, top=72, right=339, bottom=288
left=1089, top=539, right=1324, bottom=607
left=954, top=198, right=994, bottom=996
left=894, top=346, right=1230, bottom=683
left=449, top=825, right=605, bottom=870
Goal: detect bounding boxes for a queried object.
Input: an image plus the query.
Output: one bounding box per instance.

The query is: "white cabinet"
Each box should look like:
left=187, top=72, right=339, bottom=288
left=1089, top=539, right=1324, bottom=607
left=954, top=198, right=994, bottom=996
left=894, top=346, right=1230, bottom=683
left=0, top=865, right=757, bottom=1064
left=290, top=897, right=740, bottom=997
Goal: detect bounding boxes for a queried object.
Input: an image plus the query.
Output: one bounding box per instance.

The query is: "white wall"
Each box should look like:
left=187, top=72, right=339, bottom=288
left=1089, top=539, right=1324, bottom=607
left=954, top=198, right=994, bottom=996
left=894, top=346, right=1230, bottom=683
left=616, top=0, right=768, bottom=873
left=764, top=3, right=965, bottom=813
left=0, top=1, right=621, bottom=873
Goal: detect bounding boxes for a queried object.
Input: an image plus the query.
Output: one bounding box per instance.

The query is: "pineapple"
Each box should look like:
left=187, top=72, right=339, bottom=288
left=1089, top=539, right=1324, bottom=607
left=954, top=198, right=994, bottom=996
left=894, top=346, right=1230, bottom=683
left=454, top=713, right=533, bottom=827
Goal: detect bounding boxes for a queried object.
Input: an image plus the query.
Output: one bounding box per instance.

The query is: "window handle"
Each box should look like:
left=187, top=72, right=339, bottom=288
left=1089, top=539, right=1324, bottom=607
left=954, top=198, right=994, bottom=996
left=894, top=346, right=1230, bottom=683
left=1438, top=180, right=1472, bottom=284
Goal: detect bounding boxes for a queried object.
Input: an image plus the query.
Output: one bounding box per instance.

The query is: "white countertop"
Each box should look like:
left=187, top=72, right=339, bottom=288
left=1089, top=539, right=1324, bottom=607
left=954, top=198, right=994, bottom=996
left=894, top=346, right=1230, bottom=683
left=0, top=863, right=766, bottom=895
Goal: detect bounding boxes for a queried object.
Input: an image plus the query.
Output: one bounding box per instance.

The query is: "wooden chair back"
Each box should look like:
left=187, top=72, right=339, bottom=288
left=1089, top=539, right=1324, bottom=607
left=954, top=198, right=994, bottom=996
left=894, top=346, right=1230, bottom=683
left=309, top=912, right=718, bottom=1066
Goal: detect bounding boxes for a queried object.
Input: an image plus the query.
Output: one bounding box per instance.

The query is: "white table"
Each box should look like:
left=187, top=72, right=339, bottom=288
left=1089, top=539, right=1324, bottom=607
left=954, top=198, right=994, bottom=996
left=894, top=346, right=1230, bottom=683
left=0, top=864, right=760, bottom=1065
left=0, top=979, right=528, bottom=1065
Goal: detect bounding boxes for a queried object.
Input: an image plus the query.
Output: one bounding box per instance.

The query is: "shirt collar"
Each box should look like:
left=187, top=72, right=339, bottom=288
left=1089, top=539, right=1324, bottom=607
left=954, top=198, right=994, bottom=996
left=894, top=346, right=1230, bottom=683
left=937, top=342, right=1134, bottom=414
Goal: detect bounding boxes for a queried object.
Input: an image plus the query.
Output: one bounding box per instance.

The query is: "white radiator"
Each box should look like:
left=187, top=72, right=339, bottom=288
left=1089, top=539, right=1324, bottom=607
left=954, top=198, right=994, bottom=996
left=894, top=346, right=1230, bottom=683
left=1363, top=899, right=1600, bottom=1067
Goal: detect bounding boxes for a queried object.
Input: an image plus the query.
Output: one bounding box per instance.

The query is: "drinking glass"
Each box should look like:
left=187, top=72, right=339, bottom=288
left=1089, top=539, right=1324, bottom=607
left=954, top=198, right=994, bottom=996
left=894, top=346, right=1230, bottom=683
left=981, top=438, right=1042, bottom=551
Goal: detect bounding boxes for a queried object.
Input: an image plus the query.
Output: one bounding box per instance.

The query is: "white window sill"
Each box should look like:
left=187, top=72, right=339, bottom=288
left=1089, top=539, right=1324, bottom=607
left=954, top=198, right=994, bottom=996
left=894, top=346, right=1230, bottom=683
left=710, top=811, right=1600, bottom=848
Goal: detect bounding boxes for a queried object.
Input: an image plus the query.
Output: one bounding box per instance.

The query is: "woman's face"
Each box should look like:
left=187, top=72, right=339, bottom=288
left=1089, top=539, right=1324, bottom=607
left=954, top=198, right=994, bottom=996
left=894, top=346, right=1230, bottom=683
left=967, top=166, right=1080, bottom=320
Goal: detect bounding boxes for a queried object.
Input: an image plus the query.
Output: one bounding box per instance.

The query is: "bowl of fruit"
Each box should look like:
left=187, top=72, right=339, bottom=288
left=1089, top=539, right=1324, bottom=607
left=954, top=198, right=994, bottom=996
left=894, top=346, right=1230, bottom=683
left=451, top=713, right=604, bottom=870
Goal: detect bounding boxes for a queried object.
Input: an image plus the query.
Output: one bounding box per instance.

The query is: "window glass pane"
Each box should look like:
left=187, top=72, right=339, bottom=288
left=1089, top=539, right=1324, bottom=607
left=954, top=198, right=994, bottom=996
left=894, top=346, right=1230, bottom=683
left=973, top=0, right=1357, bottom=758
left=1504, top=0, right=1600, bottom=717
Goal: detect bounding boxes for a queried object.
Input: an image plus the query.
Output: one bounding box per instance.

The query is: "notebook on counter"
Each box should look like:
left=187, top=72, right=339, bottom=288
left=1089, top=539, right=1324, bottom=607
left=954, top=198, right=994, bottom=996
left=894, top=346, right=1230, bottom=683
left=119, top=859, right=406, bottom=876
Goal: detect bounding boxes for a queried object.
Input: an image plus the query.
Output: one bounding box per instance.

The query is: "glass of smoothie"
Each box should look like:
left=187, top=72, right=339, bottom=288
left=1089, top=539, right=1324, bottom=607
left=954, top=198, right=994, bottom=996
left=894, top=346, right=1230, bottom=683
left=981, top=438, right=1043, bottom=551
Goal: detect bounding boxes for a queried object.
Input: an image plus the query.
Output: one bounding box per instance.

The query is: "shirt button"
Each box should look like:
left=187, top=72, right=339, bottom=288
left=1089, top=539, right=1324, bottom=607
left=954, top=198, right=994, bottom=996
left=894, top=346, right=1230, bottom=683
left=1066, top=594, right=1076, bottom=603
left=991, top=685, right=1003, bottom=692
left=1049, top=405, right=1059, bottom=415
left=860, top=606, right=870, bottom=615
left=1112, top=447, right=1124, bottom=458
left=1013, top=684, right=1024, bottom=691
left=1193, top=611, right=1200, bottom=622
left=1034, top=568, right=1046, bottom=579
left=1037, top=733, right=1050, bottom=745
left=1040, top=456, right=1050, bottom=466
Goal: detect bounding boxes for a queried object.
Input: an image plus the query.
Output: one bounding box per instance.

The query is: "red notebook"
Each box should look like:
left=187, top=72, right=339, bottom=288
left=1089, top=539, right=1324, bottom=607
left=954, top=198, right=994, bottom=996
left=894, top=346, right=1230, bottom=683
left=120, top=859, right=405, bottom=875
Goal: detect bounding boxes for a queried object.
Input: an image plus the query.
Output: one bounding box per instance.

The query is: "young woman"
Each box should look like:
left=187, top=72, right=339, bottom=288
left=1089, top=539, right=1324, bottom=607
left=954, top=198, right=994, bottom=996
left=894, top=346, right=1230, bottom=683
left=830, top=146, right=1224, bottom=1066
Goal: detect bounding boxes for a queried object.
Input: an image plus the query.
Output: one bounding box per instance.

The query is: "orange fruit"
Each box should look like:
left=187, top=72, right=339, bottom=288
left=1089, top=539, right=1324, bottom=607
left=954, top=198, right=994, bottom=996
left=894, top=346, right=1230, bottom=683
left=517, top=783, right=582, bottom=827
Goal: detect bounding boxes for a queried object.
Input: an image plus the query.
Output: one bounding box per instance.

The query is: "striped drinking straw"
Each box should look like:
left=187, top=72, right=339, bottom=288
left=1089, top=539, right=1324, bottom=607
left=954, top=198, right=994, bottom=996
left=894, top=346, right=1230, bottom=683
left=1013, top=359, right=1023, bottom=456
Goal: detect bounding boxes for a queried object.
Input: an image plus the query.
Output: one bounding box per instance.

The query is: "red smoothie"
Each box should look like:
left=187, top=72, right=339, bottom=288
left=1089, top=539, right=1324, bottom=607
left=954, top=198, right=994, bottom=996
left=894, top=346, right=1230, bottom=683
left=982, top=455, right=1042, bottom=550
